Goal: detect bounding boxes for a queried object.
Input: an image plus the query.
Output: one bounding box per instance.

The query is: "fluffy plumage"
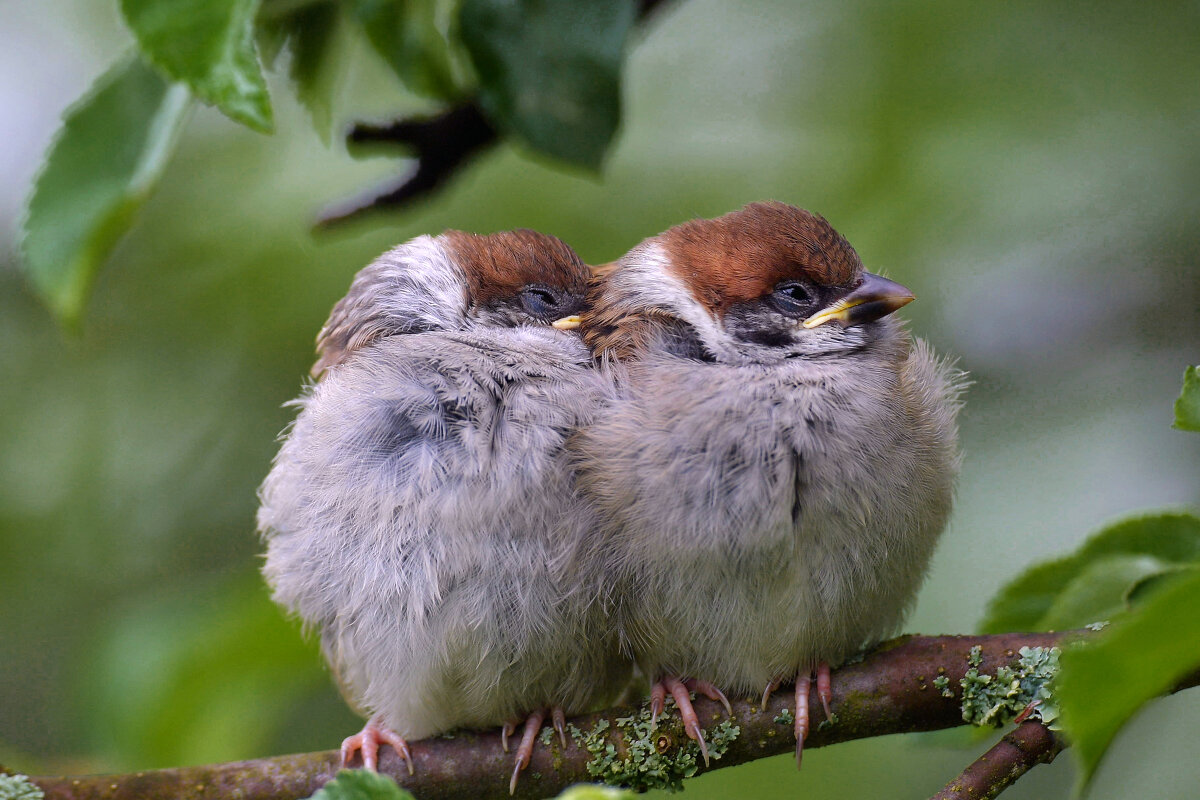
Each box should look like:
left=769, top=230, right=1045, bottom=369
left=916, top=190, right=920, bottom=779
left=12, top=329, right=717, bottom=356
left=575, top=202, right=963, bottom=760
left=258, top=230, right=627, bottom=774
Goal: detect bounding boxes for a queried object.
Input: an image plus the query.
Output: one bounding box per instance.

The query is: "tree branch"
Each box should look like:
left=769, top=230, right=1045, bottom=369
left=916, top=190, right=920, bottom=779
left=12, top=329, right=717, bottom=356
left=14, top=631, right=1140, bottom=800
left=931, top=720, right=1065, bottom=800
left=315, top=0, right=679, bottom=228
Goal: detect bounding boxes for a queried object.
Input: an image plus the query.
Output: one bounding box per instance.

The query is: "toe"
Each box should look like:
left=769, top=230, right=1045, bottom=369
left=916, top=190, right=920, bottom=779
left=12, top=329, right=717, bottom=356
left=509, top=709, right=546, bottom=795
left=666, top=676, right=710, bottom=767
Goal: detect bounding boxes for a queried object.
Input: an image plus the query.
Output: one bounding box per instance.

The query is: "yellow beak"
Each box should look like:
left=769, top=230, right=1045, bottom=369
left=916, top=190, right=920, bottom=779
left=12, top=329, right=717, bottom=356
left=551, top=315, right=582, bottom=331
left=803, top=272, right=915, bottom=329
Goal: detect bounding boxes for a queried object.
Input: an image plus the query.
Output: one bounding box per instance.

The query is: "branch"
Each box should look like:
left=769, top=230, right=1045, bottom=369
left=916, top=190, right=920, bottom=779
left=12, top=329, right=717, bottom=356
left=10, top=632, right=1098, bottom=800
left=315, top=102, right=497, bottom=229
left=315, top=0, right=678, bottom=227
left=931, top=720, right=1065, bottom=800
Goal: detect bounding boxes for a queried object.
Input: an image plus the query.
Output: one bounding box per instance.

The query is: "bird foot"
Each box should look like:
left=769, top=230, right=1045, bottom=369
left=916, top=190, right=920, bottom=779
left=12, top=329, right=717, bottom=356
left=341, top=716, right=413, bottom=774
left=648, top=675, right=732, bottom=767
left=508, top=706, right=566, bottom=794
left=794, top=661, right=833, bottom=768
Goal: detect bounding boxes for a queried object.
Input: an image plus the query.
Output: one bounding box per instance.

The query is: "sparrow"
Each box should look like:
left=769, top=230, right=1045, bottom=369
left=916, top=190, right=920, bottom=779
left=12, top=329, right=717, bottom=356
left=257, top=229, right=630, bottom=790
left=574, top=201, right=964, bottom=765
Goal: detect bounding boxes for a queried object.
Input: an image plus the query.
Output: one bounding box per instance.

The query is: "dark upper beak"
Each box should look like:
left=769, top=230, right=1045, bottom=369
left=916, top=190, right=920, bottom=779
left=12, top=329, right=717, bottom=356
left=802, top=272, right=915, bottom=329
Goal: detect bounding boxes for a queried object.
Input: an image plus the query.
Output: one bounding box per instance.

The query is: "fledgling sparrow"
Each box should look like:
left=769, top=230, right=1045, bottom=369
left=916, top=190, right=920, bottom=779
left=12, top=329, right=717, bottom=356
left=257, top=230, right=630, bottom=789
left=574, top=201, right=963, bottom=764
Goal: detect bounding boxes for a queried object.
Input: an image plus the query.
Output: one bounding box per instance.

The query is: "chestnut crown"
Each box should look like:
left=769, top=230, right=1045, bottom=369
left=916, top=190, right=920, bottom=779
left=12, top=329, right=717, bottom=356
left=583, top=202, right=912, bottom=363
left=314, top=229, right=590, bottom=375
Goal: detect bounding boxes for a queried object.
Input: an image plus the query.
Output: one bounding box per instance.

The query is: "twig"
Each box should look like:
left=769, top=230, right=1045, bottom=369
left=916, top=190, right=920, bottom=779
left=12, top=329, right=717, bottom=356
left=26, top=631, right=1199, bottom=800
left=931, top=720, right=1065, bottom=800
left=315, top=103, right=497, bottom=229
left=22, top=632, right=1070, bottom=800
left=315, top=0, right=679, bottom=227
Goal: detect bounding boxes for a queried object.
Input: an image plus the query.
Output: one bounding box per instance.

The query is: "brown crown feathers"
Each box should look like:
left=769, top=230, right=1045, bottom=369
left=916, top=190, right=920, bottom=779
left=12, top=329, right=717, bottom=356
left=583, top=201, right=864, bottom=359
left=313, top=229, right=589, bottom=376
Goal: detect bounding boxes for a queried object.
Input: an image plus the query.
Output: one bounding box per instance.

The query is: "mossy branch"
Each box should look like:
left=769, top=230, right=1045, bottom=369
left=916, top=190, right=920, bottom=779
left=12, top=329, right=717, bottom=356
left=26, top=631, right=1198, bottom=800
left=931, top=720, right=1065, bottom=800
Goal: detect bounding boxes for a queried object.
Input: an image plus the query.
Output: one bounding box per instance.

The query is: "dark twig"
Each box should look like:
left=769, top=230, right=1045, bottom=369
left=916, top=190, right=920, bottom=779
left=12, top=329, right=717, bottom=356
left=25, top=632, right=1198, bottom=800
left=14, top=633, right=1050, bottom=800
left=316, top=103, right=497, bottom=229
left=316, top=0, right=679, bottom=227
left=931, top=720, right=1065, bottom=800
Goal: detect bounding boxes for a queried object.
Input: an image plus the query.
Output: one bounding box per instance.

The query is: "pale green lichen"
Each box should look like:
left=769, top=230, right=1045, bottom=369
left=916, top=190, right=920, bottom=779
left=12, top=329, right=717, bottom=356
left=772, top=708, right=795, bottom=726
left=960, top=645, right=1061, bottom=729
left=0, top=774, right=44, bottom=800
left=1085, top=620, right=1110, bottom=631
left=932, top=675, right=954, bottom=698
left=816, top=712, right=839, bottom=732
left=539, top=726, right=555, bottom=747
left=572, top=706, right=740, bottom=792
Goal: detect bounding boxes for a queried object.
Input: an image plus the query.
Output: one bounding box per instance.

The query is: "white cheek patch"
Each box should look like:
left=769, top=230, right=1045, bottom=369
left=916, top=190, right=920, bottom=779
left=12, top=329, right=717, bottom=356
left=377, top=235, right=469, bottom=332
left=614, top=240, right=742, bottom=361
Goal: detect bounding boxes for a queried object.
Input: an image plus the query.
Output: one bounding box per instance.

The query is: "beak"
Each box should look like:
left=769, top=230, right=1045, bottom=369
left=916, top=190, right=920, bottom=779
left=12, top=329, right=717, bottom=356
left=802, top=272, right=915, bottom=329
left=551, top=315, right=582, bottom=331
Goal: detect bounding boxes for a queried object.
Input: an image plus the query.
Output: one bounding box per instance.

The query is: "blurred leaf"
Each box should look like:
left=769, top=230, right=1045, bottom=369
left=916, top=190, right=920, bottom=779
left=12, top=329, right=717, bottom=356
left=1125, top=564, right=1200, bottom=606
left=554, top=786, right=632, bottom=800
left=351, top=0, right=458, bottom=100
left=87, top=571, right=328, bottom=768
left=121, top=0, right=273, bottom=131
left=459, top=0, right=635, bottom=169
left=1057, top=567, right=1200, bottom=790
left=980, top=512, right=1200, bottom=633
left=307, top=770, right=414, bottom=800
left=283, top=1, right=346, bottom=142
left=1175, top=365, right=1200, bottom=432
left=19, top=57, right=191, bottom=327
left=1037, top=554, right=1168, bottom=631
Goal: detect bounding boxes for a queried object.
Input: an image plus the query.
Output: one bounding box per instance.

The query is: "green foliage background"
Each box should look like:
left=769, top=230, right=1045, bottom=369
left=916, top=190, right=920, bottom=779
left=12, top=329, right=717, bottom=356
left=1, top=0, right=1198, bottom=797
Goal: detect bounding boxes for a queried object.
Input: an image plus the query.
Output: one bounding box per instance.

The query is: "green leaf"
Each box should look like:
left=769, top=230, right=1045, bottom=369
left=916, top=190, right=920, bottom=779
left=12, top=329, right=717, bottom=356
left=1056, top=567, right=1200, bottom=790
left=1036, top=554, right=1169, bottom=631
left=283, top=1, right=345, bottom=141
left=19, top=57, right=191, bottom=327
left=88, top=572, right=329, bottom=767
left=459, top=0, right=635, bottom=169
left=1175, top=365, right=1200, bottom=432
left=553, top=786, right=632, bottom=800
left=121, top=0, right=273, bottom=132
left=306, top=770, right=414, bottom=800
left=351, top=0, right=459, bottom=100
left=979, top=511, right=1200, bottom=633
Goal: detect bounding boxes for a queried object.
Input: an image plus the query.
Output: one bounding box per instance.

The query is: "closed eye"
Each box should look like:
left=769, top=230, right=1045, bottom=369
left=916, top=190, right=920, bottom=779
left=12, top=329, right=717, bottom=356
left=770, top=282, right=816, bottom=316
left=519, top=285, right=563, bottom=320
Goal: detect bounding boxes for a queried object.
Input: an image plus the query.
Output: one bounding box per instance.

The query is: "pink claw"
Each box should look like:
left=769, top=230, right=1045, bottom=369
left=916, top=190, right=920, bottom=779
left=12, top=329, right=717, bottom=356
left=651, top=676, right=710, bottom=767
left=794, top=673, right=811, bottom=768
left=341, top=717, right=413, bottom=775
left=649, top=681, right=667, bottom=727
left=793, top=661, right=834, bottom=769
left=816, top=661, right=833, bottom=721
left=761, top=678, right=782, bottom=710
left=509, top=709, right=547, bottom=795
left=552, top=707, right=568, bottom=747
left=684, top=678, right=732, bottom=716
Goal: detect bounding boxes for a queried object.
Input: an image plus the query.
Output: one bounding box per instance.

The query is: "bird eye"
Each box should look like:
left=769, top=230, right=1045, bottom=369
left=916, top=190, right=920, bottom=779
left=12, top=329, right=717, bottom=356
left=519, top=285, right=562, bottom=319
left=770, top=282, right=815, bottom=315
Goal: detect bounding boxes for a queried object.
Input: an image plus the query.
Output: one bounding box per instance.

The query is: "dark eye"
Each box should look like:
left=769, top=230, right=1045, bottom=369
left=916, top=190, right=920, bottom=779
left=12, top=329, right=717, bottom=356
left=519, top=285, right=562, bottom=319
left=770, top=281, right=816, bottom=315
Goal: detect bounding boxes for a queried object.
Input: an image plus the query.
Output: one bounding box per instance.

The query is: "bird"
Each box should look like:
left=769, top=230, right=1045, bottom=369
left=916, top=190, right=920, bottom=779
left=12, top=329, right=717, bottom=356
left=257, top=229, right=631, bottom=790
left=573, top=201, right=964, bottom=765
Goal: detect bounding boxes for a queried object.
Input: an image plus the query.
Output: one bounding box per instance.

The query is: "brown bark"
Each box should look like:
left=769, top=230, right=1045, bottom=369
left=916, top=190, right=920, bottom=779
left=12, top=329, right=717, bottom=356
left=27, top=632, right=1072, bottom=800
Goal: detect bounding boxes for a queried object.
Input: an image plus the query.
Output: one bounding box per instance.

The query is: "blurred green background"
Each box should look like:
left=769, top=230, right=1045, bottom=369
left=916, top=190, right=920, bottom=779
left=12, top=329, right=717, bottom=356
left=2, top=0, right=1198, bottom=797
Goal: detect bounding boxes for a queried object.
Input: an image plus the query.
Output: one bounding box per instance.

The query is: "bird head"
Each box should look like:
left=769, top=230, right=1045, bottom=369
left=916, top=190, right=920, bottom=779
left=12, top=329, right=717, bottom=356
left=312, top=229, right=590, bottom=375
left=582, top=201, right=914, bottom=364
